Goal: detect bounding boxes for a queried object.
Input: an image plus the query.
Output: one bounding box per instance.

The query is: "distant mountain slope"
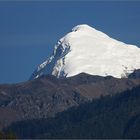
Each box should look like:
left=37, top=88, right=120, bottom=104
left=30, top=24, right=140, bottom=79
left=4, top=85, right=140, bottom=139
left=0, top=72, right=140, bottom=130
left=128, top=69, right=140, bottom=79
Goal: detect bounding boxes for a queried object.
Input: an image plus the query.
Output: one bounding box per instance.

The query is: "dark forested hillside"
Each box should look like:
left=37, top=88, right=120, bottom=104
left=1, top=73, right=140, bottom=130
left=4, top=85, right=140, bottom=139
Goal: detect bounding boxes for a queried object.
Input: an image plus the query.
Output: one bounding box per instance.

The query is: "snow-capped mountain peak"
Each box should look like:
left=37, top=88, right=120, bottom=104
left=30, top=24, right=140, bottom=79
left=72, top=24, right=109, bottom=37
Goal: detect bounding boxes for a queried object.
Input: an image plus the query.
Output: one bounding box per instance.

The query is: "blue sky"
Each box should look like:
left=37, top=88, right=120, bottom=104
left=0, top=1, right=140, bottom=83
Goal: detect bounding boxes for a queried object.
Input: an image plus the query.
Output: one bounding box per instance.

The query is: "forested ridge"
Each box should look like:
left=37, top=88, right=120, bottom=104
left=3, top=85, right=140, bottom=139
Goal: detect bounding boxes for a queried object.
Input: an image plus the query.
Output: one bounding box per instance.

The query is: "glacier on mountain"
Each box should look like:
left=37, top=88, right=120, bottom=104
left=30, top=24, right=140, bottom=79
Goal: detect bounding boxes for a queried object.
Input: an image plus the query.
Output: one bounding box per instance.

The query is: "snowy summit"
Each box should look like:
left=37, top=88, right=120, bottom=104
left=30, top=24, right=140, bottom=79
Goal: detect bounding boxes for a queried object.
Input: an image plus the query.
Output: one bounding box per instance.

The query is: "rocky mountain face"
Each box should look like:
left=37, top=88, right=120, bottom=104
left=128, top=69, right=140, bottom=79
left=0, top=72, right=140, bottom=130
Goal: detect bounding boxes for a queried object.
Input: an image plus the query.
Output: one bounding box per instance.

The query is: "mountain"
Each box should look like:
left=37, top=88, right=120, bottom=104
left=0, top=72, right=140, bottom=130
left=128, top=69, right=140, bottom=79
left=1, top=24, right=140, bottom=138
left=30, top=24, right=140, bottom=80
left=4, top=85, right=140, bottom=139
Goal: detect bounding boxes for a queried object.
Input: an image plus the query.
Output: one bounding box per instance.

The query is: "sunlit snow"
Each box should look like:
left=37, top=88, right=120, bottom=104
left=30, top=24, right=140, bottom=79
